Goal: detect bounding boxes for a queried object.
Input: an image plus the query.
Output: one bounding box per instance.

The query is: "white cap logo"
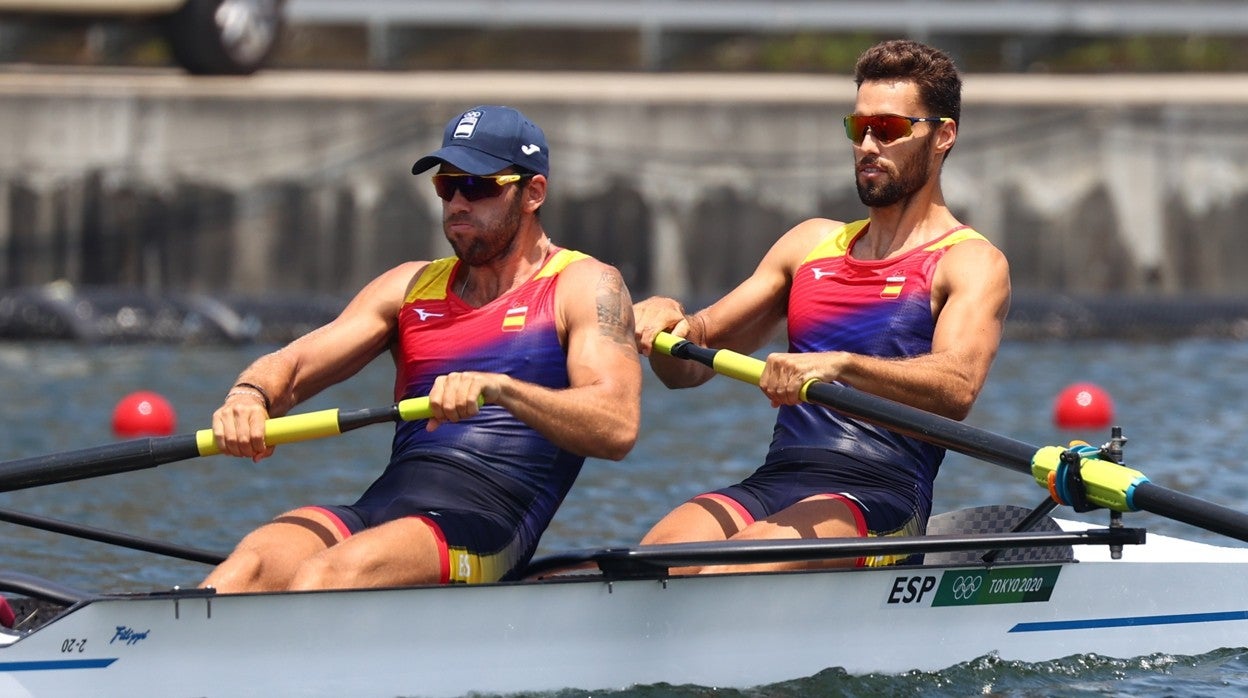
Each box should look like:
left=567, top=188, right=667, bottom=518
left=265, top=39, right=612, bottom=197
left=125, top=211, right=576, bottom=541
left=452, top=111, right=482, bottom=139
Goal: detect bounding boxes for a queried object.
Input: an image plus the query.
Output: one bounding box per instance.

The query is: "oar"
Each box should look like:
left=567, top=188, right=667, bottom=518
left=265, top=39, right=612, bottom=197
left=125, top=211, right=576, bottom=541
left=0, top=396, right=438, bottom=494
left=0, top=506, right=225, bottom=565
left=653, top=331, right=1248, bottom=543
left=523, top=526, right=1141, bottom=579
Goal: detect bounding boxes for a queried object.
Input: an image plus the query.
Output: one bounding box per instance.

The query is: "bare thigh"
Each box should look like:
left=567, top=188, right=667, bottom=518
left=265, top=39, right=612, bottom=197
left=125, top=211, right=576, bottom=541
left=732, top=494, right=862, bottom=541
left=700, top=495, right=863, bottom=575
left=202, top=506, right=348, bottom=593
left=640, top=496, right=750, bottom=545
left=638, top=496, right=754, bottom=576
left=288, top=515, right=445, bottom=590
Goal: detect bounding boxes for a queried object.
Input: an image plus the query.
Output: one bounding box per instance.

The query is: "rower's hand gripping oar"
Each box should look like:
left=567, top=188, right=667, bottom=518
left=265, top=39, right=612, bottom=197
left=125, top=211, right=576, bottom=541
left=0, top=395, right=471, bottom=493
left=654, top=331, right=1248, bottom=543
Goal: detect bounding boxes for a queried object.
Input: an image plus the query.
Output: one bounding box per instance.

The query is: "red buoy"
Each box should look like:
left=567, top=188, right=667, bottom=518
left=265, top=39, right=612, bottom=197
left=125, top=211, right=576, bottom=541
left=1052, top=382, right=1114, bottom=430
left=112, top=391, right=177, bottom=437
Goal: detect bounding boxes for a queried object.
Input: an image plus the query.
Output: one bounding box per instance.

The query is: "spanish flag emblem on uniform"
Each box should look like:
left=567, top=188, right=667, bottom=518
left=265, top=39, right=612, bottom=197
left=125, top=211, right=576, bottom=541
left=502, top=305, right=528, bottom=332
left=881, top=275, right=906, bottom=299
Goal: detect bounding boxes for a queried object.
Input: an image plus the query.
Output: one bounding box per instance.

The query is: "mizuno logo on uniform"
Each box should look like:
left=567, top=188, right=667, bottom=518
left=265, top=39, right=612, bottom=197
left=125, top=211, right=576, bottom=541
left=812, top=268, right=835, bottom=280
left=881, top=276, right=906, bottom=299
left=521, top=144, right=542, bottom=155
left=412, top=308, right=445, bottom=321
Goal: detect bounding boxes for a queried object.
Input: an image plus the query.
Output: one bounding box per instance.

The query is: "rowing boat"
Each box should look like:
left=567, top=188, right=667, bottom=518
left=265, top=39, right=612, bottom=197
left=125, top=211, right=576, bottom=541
left=1, top=333, right=1247, bottom=696
left=1, top=507, right=1246, bottom=697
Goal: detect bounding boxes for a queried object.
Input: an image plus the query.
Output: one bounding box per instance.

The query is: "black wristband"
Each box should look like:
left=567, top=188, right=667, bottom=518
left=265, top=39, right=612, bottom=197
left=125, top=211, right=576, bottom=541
left=232, top=382, right=272, bottom=411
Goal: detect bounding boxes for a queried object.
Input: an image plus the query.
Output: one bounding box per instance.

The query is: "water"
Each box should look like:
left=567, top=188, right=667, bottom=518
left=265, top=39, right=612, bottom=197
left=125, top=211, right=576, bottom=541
left=2, top=337, right=1248, bottom=695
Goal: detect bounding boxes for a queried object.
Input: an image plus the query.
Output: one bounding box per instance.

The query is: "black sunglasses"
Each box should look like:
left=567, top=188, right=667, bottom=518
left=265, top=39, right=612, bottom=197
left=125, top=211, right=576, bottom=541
left=431, top=173, right=530, bottom=202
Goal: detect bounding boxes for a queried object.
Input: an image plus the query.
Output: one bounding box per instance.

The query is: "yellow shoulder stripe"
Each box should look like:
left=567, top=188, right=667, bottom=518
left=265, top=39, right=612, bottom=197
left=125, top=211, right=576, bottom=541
left=801, top=219, right=869, bottom=264
left=535, top=249, right=589, bottom=279
left=404, top=257, right=457, bottom=303
left=924, top=227, right=988, bottom=251
left=404, top=250, right=588, bottom=303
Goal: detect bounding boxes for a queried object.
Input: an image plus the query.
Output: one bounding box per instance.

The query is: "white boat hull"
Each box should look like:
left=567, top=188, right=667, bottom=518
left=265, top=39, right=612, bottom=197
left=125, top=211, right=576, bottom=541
left=2, top=521, right=1247, bottom=697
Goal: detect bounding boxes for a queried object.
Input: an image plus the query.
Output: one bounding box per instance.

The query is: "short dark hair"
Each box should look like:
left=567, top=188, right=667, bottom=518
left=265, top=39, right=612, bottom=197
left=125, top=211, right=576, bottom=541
left=854, top=40, right=962, bottom=125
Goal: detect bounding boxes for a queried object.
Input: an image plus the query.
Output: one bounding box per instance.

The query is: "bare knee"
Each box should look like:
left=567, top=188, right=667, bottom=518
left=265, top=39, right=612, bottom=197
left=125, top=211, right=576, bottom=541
left=202, top=548, right=267, bottom=594
left=288, top=551, right=434, bottom=591
left=287, top=555, right=347, bottom=591
left=288, top=545, right=399, bottom=591
left=641, top=499, right=743, bottom=546
left=640, top=518, right=689, bottom=546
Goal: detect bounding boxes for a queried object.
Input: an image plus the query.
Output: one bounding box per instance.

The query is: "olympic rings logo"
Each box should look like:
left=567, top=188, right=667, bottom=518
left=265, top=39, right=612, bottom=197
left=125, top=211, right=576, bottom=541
left=951, top=574, right=983, bottom=600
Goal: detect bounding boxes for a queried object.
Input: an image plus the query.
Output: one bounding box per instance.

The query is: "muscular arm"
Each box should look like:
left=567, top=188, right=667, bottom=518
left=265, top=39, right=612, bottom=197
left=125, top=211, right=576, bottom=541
left=759, top=239, right=1011, bottom=419
left=634, top=218, right=832, bottom=389
left=428, top=260, right=642, bottom=461
left=213, top=262, right=421, bottom=458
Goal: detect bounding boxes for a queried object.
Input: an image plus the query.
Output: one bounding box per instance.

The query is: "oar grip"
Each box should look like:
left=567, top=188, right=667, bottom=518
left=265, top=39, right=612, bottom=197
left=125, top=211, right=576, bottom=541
left=197, top=396, right=445, bottom=457
left=652, top=331, right=687, bottom=358
left=264, top=408, right=347, bottom=444
left=654, top=331, right=766, bottom=384
left=709, top=350, right=765, bottom=384
left=194, top=408, right=347, bottom=457
left=195, top=429, right=218, bottom=456
left=397, top=396, right=434, bottom=421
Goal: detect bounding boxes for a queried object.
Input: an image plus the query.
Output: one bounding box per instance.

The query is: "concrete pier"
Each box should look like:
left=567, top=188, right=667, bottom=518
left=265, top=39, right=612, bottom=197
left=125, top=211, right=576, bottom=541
left=2, top=68, right=1247, bottom=302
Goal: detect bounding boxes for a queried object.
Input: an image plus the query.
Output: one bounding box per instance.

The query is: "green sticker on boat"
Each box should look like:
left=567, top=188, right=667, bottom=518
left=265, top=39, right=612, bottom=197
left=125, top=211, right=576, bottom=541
left=931, top=566, right=1061, bottom=606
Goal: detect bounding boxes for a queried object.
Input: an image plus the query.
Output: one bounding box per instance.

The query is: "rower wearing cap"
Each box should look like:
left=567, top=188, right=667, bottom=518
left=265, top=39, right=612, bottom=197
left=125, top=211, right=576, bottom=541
left=202, top=105, right=640, bottom=591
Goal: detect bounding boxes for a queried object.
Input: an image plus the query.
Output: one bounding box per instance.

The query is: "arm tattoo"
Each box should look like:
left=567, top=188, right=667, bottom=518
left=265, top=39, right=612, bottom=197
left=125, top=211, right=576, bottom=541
left=594, top=270, right=634, bottom=347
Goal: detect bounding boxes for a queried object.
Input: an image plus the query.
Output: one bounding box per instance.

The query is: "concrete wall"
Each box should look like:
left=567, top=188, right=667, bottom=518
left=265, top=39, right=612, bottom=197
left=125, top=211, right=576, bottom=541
left=2, top=70, right=1247, bottom=301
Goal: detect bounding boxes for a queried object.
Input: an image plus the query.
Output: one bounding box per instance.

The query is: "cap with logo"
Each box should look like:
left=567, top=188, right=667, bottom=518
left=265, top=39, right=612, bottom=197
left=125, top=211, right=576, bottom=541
left=411, top=106, right=549, bottom=177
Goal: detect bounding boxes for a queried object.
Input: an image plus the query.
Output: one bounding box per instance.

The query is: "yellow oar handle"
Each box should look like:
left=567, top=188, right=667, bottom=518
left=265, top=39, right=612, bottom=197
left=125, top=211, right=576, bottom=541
left=653, top=331, right=823, bottom=398
left=397, top=396, right=435, bottom=421
left=652, top=331, right=690, bottom=359
left=654, top=331, right=766, bottom=383
left=710, top=349, right=765, bottom=384
left=193, top=395, right=443, bottom=457
left=192, top=407, right=343, bottom=456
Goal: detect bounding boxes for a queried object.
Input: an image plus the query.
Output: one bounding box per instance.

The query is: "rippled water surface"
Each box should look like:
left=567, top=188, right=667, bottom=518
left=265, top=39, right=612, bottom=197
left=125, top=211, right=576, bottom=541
left=2, top=337, right=1248, bottom=696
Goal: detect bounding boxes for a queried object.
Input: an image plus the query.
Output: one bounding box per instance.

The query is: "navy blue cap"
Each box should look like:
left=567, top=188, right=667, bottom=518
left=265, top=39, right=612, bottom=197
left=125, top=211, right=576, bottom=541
left=412, top=106, right=549, bottom=177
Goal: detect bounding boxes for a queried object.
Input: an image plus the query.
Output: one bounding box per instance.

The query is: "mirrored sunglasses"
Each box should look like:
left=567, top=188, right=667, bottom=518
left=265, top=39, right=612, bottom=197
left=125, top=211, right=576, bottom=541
left=431, top=173, right=528, bottom=202
left=843, top=114, right=953, bottom=145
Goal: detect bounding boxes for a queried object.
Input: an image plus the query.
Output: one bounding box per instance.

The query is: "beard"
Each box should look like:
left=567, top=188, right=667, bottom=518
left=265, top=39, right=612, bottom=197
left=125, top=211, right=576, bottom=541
left=855, top=143, right=933, bottom=208
left=443, top=191, right=525, bottom=266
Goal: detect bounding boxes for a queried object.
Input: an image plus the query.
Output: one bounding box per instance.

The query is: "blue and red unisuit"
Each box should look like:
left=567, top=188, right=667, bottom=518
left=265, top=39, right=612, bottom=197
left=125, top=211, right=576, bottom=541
left=319, top=248, right=588, bottom=582
left=706, top=220, right=989, bottom=566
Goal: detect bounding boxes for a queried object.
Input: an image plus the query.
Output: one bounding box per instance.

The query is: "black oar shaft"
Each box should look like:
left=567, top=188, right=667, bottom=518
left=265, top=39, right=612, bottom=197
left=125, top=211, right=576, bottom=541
left=0, top=507, right=225, bottom=565
left=669, top=338, right=1037, bottom=471
left=0, top=434, right=201, bottom=494
left=0, top=396, right=438, bottom=494
left=802, top=381, right=1036, bottom=475
left=662, top=334, right=1248, bottom=544
left=1131, top=483, right=1248, bottom=542
left=336, top=404, right=401, bottom=432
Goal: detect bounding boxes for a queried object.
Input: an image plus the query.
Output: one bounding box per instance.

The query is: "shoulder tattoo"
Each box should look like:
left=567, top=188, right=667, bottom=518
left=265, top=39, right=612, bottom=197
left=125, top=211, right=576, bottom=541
left=594, top=268, right=634, bottom=347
